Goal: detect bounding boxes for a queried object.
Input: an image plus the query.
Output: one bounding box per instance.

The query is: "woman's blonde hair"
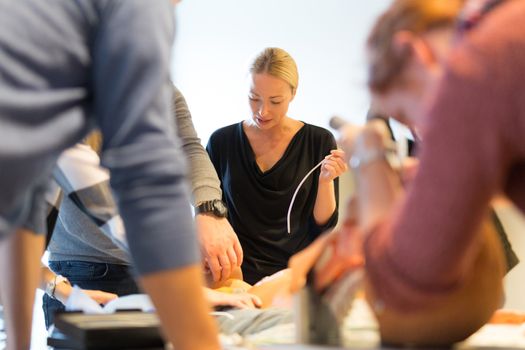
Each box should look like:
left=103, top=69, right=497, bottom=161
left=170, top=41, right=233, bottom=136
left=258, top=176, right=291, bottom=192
left=367, top=0, right=465, bottom=93
left=249, top=47, right=299, bottom=94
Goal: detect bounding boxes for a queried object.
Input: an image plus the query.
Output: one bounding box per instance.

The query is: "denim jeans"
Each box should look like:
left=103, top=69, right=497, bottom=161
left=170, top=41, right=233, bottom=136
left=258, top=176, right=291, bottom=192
left=42, top=260, right=140, bottom=329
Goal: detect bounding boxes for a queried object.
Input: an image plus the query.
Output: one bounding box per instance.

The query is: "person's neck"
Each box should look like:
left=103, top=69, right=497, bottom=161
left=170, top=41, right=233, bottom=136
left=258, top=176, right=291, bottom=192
left=247, top=116, right=296, bottom=139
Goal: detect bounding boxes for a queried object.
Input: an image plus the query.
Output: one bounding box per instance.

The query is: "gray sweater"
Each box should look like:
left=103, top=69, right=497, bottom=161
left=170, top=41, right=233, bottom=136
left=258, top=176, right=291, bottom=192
left=47, top=86, right=222, bottom=265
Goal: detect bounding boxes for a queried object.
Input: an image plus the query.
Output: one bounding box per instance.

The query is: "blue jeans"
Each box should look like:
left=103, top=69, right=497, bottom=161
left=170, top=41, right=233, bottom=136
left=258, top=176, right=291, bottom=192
left=42, top=260, right=140, bottom=329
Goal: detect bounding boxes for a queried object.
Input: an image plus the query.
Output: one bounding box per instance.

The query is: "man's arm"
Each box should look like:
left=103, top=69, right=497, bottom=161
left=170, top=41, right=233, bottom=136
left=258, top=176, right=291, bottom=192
left=92, top=2, right=219, bottom=348
left=40, top=265, right=118, bottom=305
left=0, top=228, right=44, bottom=350
left=172, top=85, right=242, bottom=282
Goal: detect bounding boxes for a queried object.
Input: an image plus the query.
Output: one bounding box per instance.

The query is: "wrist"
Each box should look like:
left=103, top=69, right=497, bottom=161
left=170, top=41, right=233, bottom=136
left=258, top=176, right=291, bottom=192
left=195, top=199, right=228, bottom=218
left=46, top=275, right=71, bottom=301
left=318, top=176, right=334, bottom=185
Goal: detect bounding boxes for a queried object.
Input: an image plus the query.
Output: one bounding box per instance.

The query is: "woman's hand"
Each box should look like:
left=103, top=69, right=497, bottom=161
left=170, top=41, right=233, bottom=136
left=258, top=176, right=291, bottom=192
left=319, top=149, right=348, bottom=183
left=204, top=288, right=262, bottom=309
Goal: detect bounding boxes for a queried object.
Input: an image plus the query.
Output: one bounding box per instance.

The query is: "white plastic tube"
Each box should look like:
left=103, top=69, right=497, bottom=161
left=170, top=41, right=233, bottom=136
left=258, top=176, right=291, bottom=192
left=287, top=160, right=325, bottom=234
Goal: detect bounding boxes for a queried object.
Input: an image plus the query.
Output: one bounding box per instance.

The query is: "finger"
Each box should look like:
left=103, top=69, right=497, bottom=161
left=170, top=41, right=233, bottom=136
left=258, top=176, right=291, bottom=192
left=322, top=164, right=337, bottom=178
left=237, top=299, right=252, bottom=309
left=233, top=239, right=243, bottom=266
left=203, top=258, right=211, bottom=273
left=100, top=292, right=118, bottom=305
left=241, top=294, right=261, bottom=308
left=330, top=149, right=346, bottom=158
left=239, top=295, right=256, bottom=308
left=226, top=246, right=238, bottom=269
left=333, top=156, right=348, bottom=172
left=218, top=254, right=232, bottom=281
left=327, top=160, right=344, bottom=175
left=208, top=257, right=222, bottom=282
left=250, top=294, right=263, bottom=308
left=88, top=290, right=118, bottom=305
left=229, top=295, right=251, bottom=309
left=324, top=156, right=346, bottom=175
left=322, top=160, right=336, bottom=170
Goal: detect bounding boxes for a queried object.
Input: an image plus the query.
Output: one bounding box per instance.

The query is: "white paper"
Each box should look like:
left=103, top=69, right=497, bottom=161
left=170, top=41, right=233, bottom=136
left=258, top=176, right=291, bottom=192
left=64, top=286, right=154, bottom=314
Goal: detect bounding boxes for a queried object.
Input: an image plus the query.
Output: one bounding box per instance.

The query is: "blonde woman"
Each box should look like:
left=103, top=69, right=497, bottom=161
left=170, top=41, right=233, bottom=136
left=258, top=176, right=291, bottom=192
left=207, top=48, right=347, bottom=284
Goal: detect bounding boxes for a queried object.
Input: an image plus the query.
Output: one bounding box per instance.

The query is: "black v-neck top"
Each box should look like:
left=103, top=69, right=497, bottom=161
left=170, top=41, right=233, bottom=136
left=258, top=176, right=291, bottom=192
left=207, top=122, right=339, bottom=283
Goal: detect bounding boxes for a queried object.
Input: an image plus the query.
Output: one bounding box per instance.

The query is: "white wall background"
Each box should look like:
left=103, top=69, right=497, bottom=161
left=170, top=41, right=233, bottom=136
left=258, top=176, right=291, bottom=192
left=171, top=0, right=389, bottom=144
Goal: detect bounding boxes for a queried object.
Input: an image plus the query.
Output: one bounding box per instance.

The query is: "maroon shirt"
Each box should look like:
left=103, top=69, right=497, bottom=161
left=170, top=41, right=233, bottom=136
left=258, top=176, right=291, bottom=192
left=365, top=0, right=525, bottom=310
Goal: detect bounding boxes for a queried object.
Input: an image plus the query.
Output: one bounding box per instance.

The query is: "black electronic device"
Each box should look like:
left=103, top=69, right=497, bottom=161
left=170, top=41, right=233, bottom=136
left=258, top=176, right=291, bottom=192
left=47, top=311, right=165, bottom=349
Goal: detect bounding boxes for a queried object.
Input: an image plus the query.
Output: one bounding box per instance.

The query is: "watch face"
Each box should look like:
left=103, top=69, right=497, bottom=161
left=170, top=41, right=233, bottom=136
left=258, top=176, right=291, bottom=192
left=213, top=200, right=228, bottom=217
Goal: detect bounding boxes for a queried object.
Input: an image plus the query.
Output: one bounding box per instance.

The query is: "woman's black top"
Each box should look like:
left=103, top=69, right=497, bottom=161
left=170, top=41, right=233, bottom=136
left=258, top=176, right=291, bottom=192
left=207, top=122, right=339, bottom=283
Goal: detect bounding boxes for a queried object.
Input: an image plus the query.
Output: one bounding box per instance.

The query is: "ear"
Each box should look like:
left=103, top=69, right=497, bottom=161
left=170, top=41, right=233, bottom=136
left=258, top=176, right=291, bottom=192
left=393, top=30, right=436, bottom=69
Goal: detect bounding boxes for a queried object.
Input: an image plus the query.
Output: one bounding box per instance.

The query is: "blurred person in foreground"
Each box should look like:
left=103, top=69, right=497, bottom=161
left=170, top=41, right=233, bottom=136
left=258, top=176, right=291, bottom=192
left=291, top=0, right=525, bottom=346
left=0, top=1, right=219, bottom=349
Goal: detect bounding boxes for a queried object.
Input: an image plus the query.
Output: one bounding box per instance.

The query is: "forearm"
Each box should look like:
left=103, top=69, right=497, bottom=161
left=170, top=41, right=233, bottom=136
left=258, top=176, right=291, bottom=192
left=313, top=180, right=337, bottom=225
left=352, top=128, right=403, bottom=230
left=356, top=160, right=402, bottom=231
left=40, top=266, right=74, bottom=305
left=139, top=265, right=220, bottom=350
left=0, top=229, right=44, bottom=350
left=248, top=269, right=292, bottom=308
left=172, top=86, right=222, bottom=205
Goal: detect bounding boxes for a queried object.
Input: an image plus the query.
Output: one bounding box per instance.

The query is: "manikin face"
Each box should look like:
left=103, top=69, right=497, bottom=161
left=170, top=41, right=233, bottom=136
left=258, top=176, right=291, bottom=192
left=248, top=73, right=295, bottom=130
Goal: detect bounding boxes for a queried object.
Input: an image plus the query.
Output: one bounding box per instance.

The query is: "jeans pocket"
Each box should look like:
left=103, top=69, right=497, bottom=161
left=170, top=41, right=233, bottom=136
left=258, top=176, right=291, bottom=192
left=51, top=260, right=109, bottom=281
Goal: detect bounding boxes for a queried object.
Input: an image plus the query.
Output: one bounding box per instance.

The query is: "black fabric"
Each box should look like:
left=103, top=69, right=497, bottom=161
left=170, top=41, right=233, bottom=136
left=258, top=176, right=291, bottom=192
left=207, top=122, right=339, bottom=284
left=45, top=206, right=59, bottom=249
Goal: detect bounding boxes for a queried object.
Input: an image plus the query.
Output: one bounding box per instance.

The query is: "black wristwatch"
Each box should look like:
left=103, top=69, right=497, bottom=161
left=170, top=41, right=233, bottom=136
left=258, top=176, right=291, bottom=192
left=195, top=199, right=228, bottom=218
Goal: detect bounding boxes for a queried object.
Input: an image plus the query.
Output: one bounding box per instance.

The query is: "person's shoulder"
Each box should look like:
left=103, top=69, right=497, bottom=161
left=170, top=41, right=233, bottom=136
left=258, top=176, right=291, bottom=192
left=210, top=122, right=240, bottom=138
left=303, top=123, right=336, bottom=141
left=300, top=123, right=337, bottom=153
left=208, top=122, right=242, bottom=146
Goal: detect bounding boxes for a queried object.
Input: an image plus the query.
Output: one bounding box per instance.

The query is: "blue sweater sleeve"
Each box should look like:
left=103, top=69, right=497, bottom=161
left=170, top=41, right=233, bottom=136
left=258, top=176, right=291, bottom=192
left=93, top=0, right=200, bottom=275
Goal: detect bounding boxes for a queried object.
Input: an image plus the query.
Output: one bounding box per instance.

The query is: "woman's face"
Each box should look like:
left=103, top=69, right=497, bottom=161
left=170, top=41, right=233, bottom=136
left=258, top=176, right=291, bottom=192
left=248, top=73, right=294, bottom=130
